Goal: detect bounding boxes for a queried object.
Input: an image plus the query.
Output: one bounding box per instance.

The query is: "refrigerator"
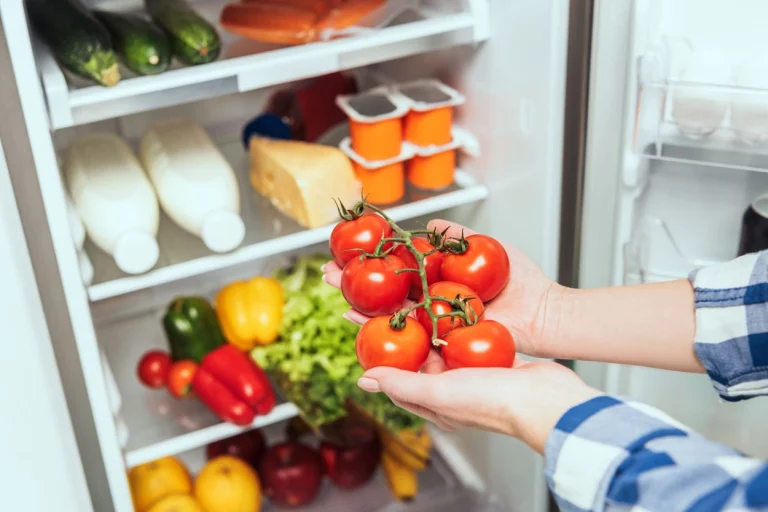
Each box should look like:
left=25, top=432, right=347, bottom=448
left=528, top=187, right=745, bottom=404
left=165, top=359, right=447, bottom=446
left=1, top=0, right=765, bottom=510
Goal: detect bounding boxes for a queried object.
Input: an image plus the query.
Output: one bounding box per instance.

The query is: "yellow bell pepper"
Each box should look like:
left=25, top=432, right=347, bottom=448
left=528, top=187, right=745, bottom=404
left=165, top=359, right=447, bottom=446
left=216, top=277, right=284, bottom=351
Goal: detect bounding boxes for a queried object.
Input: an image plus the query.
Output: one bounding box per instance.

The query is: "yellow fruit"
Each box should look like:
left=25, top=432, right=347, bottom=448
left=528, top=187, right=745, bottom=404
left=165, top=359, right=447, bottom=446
left=399, top=427, right=432, bottom=460
left=195, top=455, right=261, bottom=512
left=378, top=426, right=429, bottom=471
left=129, top=457, right=193, bottom=512
left=146, top=495, right=205, bottom=512
left=381, top=452, right=418, bottom=502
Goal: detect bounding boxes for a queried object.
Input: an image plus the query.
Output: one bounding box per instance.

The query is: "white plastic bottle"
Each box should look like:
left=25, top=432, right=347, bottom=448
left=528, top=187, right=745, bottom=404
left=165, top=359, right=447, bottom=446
left=140, top=119, right=245, bottom=253
left=65, top=194, right=94, bottom=285
left=65, top=134, right=160, bottom=275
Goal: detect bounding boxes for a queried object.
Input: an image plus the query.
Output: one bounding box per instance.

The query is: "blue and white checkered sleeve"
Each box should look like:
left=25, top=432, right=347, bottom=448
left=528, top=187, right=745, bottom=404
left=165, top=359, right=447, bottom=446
left=690, top=251, right=768, bottom=401
left=545, top=396, right=768, bottom=511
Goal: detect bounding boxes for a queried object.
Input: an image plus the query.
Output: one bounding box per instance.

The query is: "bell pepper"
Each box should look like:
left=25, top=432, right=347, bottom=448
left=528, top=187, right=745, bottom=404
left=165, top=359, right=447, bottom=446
left=192, top=345, right=276, bottom=426
left=215, top=277, right=284, bottom=351
left=163, top=297, right=226, bottom=363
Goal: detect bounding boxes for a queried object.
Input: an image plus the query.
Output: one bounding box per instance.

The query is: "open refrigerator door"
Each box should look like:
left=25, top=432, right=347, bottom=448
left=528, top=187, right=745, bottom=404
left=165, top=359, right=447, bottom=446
left=581, top=0, right=768, bottom=458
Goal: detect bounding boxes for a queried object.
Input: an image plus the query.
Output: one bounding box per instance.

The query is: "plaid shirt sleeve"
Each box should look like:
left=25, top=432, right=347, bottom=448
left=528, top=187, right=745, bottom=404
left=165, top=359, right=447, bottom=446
left=689, top=251, right=768, bottom=401
left=544, top=252, right=768, bottom=511
left=545, top=396, right=768, bottom=511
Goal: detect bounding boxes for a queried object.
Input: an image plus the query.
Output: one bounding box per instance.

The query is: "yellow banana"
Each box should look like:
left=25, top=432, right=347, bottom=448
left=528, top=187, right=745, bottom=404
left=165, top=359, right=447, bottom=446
left=377, top=426, right=429, bottom=471
left=399, top=427, right=432, bottom=460
left=382, top=452, right=418, bottom=502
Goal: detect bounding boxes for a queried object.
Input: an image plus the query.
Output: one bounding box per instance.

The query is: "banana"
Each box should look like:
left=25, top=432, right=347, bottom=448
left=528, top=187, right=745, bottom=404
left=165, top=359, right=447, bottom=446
left=377, top=426, right=429, bottom=471
left=384, top=437, right=429, bottom=471
left=399, top=427, right=432, bottom=460
left=382, top=452, right=418, bottom=502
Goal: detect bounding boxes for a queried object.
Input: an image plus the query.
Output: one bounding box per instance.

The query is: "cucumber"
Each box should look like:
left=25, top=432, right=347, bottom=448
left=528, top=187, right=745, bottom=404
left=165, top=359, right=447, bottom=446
left=145, top=0, right=220, bottom=65
left=94, top=11, right=171, bottom=76
left=26, top=0, right=121, bottom=86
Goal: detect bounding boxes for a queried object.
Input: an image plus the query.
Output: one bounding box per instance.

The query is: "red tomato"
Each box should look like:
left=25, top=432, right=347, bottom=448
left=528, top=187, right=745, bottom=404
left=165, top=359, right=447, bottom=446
left=442, top=320, right=516, bottom=369
left=355, top=316, right=431, bottom=372
left=330, top=213, right=393, bottom=267
left=415, top=281, right=485, bottom=338
left=167, top=360, right=198, bottom=399
left=393, top=238, right=443, bottom=300
left=441, top=234, right=510, bottom=301
left=137, top=350, right=172, bottom=389
left=341, top=255, right=410, bottom=317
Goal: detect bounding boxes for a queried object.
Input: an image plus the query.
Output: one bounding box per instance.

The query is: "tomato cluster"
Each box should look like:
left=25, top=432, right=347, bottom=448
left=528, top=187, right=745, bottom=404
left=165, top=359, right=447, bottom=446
left=329, top=207, right=516, bottom=372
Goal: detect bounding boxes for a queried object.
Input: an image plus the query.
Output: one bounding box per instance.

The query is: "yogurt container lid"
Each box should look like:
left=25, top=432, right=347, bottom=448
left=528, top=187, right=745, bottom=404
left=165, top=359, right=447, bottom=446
left=339, top=137, right=414, bottom=169
left=336, top=87, right=410, bottom=123
left=394, top=79, right=466, bottom=112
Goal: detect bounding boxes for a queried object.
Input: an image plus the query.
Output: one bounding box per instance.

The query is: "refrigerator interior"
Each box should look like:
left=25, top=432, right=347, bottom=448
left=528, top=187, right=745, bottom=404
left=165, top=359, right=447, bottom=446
left=605, top=0, right=768, bottom=457
left=0, top=0, right=570, bottom=510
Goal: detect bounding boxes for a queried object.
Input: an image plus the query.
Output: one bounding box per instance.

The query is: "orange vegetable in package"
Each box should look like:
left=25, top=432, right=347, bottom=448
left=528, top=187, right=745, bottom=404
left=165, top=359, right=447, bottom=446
left=216, top=277, right=284, bottom=351
left=220, top=0, right=387, bottom=46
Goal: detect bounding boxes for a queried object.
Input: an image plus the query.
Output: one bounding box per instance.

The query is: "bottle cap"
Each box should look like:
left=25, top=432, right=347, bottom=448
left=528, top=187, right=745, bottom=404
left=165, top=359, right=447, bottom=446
left=113, top=231, right=159, bottom=275
left=201, top=210, right=245, bottom=253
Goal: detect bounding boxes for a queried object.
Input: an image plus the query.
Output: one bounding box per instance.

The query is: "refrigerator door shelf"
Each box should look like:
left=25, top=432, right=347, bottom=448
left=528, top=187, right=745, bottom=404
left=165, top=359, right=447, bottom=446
left=623, top=216, right=723, bottom=284
left=635, top=77, right=768, bottom=173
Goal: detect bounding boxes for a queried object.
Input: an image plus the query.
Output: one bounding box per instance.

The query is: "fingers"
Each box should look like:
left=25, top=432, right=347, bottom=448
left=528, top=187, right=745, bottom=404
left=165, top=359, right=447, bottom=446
left=420, top=349, right=447, bottom=374
left=427, top=219, right=477, bottom=239
left=321, top=261, right=342, bottom=289
left=342, top=309, right=371, bottom=325
left=360, top=367, right=444, bottom=410
left=390, top=398, right=458, bottom=431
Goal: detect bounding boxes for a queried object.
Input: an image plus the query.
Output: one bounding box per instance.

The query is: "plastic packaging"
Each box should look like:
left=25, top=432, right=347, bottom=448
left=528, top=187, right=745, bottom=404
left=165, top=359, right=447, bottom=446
left=340, top=137, right=411, bottom=204
left=220, top=0, right=415, bottom=45
left=407, top=136, right=461, bottom=190
left=337, top=90, right=409, bottom=160
left=140, top=119, right=245, bottom=253
left=394, top=79, right=466, bottom=147
left=64, top=134, right=160, bottom=275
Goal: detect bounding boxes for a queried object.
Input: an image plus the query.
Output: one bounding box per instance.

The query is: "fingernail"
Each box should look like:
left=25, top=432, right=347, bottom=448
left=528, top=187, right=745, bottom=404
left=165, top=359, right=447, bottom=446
left=321, top=264, right=328, bottom=272
left=342, top=312, right=353, bottom=322
left=321, top=274, right=329, bottom=283
left=358, top=377, right=381, bottom=393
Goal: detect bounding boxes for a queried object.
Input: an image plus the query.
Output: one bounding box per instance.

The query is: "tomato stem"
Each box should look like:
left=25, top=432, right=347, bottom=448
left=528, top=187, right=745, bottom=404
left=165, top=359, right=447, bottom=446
left=353, top=201, right=477, bottom=346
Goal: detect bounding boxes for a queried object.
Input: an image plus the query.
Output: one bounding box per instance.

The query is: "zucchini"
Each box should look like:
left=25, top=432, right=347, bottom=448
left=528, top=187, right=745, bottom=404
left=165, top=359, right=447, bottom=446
left=94, top=11, right=171, bottom=76
left=146, top=0, right=220, bottom=65
left=26, top=0, right=120, bottom=87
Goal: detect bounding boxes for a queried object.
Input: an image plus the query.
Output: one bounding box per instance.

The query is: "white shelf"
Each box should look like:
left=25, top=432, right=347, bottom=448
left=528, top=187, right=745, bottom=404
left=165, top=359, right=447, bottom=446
left=125, top=403, right=299, bottom=468
left=86, top=138, right=488, bottom=302
left=37, top=1, right=485, bottom=129
left=96, top=305, right=298, bottom=468
left=173, top=433, right=494, bottom=512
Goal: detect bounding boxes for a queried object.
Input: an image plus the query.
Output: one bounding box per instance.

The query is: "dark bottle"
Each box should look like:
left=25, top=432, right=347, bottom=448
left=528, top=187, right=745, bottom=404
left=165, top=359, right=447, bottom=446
left=738, top=194, right=768, bottom=256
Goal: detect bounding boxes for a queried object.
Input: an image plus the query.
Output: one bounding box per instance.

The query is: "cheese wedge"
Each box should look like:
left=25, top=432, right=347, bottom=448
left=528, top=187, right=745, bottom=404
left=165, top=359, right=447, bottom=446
left=249, top=137, right=361, bottom=228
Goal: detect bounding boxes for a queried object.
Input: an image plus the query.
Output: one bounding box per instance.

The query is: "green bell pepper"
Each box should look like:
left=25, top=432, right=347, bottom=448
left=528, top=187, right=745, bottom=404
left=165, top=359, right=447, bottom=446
left=163, top=297, right=226, bottom=363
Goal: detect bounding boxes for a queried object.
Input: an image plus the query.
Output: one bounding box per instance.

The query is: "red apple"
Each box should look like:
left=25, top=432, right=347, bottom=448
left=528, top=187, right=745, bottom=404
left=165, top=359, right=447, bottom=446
left=320, top=432, right=380, bottom=490
left=206, top=429, right=265, bottom=469
left=260, top=441, right=324, bottom=507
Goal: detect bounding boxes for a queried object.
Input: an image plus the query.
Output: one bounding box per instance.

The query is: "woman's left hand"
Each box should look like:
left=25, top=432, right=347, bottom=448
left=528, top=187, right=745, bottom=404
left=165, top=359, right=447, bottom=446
left=358, top=350, right=601, bottom=453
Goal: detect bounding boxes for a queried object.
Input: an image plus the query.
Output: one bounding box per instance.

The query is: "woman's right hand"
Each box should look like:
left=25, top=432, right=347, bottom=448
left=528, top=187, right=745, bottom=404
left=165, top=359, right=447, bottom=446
left=322, top=219, right=564, bottom=358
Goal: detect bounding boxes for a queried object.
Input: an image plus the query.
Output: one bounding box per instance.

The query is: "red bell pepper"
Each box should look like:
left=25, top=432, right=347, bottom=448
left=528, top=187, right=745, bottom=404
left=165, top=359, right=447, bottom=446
left=192, top=345, right=276, bottom=425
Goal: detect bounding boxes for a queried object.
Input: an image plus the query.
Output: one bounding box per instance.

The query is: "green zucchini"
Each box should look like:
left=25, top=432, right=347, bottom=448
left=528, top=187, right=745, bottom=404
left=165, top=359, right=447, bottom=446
left=26, top=0, right=120, bottom=86
left=145, top=0, right=220, bottom=65
left=94, top=11, right=171, bottom=76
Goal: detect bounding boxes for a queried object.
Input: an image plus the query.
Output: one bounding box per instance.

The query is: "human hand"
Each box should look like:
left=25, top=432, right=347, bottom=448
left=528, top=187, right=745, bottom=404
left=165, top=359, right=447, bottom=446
left=358, top=351, right=601, bottom=453
left=322, top=219, right=564, bottom=357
